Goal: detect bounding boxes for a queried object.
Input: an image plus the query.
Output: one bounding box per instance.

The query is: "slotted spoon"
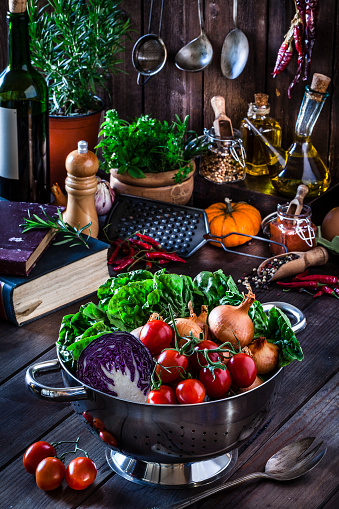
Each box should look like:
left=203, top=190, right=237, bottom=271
left=154, top=437, right=326, bottom=509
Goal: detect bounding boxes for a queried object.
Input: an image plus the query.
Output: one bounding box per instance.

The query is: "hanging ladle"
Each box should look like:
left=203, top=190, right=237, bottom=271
left=175, top=0, right=213, bottom=72
left=221, top=0, right=249, bottom=79
left=132, top=0, right=167, bottom=85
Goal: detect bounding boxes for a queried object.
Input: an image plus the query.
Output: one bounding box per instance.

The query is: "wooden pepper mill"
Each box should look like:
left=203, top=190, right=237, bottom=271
left=63, top=141, right=99, bottom=238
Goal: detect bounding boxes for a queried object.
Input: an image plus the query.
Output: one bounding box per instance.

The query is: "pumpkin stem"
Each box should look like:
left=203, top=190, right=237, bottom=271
left=224, top=197, right=233, bottom=214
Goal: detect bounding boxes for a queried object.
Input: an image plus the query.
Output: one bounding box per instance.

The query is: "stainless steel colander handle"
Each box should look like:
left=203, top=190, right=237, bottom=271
left=25, top=359, right=88, bottom=402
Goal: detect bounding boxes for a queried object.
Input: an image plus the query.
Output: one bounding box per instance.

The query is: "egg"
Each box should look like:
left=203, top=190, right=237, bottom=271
left=321, top=207, right=339, bottom=241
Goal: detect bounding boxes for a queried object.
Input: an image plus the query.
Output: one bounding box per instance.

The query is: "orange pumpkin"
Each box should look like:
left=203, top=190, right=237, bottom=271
left=205, top=198, right=262, bottom=248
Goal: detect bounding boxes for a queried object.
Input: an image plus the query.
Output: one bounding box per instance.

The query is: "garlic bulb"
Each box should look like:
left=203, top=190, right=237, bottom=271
left=95, top=178, right=115, bottom=215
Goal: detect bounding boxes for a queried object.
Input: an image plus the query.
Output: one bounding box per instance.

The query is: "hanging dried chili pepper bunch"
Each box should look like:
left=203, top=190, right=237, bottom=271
left=272, top=0, right=319, bottom=98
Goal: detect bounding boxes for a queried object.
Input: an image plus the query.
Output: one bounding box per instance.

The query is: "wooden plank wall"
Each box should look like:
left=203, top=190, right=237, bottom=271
left=0, top=0, right=338, bottom=180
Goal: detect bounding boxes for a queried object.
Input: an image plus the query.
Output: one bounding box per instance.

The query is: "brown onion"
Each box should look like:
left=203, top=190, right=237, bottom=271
left=208, top=292, right=255, bottom=349
left=175, top=318, right=203, bottom=346
left=238, top=376, right=263, bottom=393
left=248, top=337, right=279, bottom=374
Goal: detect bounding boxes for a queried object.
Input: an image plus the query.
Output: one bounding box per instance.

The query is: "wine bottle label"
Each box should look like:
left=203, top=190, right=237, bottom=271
left=9, top=0, right=27, bottom=14
left=0, top=107, right=19, bottom=180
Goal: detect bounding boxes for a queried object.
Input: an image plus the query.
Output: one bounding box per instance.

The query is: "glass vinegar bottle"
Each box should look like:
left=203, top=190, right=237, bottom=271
left=240, top=93, right=282, bottom=176
left=272, top=84, right=331, bottom=198
left=0, top=0, right=50, bottom=203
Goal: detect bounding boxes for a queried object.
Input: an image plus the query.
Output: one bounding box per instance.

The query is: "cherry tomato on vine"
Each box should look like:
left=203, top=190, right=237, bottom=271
left=199, top=367, right=231, bottom=398
left=99, top=430, right=117, bottom=447
left=147, top=385, right=177, bottom=404
left=227, top=353, right=257, bottom=388
left=35, top=457, right=65, bottom=491
left=175, top=379, right=206, bottom=404
left=65, top=457, right=97, bottom=490
left=23, top=441, right=57, bottom=474
left=155, top=349, right=187, bottom=383
left=190, top=340, right=221, bottom=373
left=139, top=320, right=173, bottom=354
left=92, top=417, right=105, bottom=431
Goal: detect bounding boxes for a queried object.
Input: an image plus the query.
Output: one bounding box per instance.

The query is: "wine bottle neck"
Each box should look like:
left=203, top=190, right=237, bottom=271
left=7, top=11, right=31, bottom=70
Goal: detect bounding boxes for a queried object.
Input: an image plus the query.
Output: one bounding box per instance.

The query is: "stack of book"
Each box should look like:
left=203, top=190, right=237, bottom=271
left=0, top=201, right=109, bottom=326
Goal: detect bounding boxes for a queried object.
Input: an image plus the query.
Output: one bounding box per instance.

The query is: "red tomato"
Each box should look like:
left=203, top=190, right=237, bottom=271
left=199, top=367, right=231, bottom=398
left=190, top=340, right=221, bottom=373
left=155, top=349, right=188, bottom=383
left=139, top=320, right=173, bottom=354
left=99, top=430, right=117, bottom=447
left=35, top=457, right=65, bottom=491
left=65, top=457, right=97, bottom=490
left=147, top=385, right=177, bottom=404
left=23, top=441, right=57, bottom=474
left=92, top=417, right=105, bottom=431
left=175, top=379, right=206, bottom=404
left=82, top=411, right=93, bottom=424
left=227, top=353, right=257, bottom=388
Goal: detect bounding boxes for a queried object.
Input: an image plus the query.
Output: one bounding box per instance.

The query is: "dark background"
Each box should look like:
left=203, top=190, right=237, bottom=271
left=1, top=0, right=338, bottom=181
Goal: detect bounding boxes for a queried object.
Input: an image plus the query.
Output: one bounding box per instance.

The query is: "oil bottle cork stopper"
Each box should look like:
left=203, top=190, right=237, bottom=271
left=310, top=73, right=331, bottom=94
left=9, top=0, right=27, bottom=13
left=254, top=93, right=269, bottom=107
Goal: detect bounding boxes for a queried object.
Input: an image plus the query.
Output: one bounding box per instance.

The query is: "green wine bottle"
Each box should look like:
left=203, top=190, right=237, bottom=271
left=0, top=0, right=50, bottom=203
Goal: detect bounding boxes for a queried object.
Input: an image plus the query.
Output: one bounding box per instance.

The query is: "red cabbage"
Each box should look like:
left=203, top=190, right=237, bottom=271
left=76, top=333, right=154, bottom=401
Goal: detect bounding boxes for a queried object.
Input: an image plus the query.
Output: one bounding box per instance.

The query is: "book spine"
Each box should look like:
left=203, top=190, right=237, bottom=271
left=0, top=281, right=19, bottom=326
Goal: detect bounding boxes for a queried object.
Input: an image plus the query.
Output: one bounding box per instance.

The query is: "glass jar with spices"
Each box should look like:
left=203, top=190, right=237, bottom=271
left=199, top=128, right=246, bottom=184
left=269, top=203, right=317, bottom=256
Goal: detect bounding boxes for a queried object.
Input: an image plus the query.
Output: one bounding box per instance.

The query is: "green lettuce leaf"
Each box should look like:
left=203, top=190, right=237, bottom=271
left=265, top=307, right=304, bottom=366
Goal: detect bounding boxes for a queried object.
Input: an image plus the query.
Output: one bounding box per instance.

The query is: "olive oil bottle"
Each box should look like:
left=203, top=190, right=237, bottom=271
left=240, top=93, right=282, bottom=177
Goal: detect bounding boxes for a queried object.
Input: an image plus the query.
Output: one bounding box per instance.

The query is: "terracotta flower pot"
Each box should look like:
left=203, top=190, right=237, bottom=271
left=49, top=107, right=104, bottom=188
left=109, top=161, right=196, bottom=205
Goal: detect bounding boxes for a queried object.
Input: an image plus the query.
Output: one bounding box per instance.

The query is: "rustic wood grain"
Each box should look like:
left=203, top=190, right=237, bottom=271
left=0, top=1, right=337, bottom=178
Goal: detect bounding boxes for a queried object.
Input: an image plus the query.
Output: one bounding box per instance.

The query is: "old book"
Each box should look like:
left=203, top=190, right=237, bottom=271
left=0, top=201, right=59, bottom=276
left=0, top=235, right=109, bottom=326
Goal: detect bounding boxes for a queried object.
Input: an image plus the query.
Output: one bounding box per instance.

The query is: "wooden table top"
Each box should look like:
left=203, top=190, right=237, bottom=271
left=0, top=232, right=338, bottom=509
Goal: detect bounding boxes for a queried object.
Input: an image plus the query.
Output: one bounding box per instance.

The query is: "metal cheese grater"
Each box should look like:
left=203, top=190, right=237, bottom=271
left=104, top=194, right=210, bottom=257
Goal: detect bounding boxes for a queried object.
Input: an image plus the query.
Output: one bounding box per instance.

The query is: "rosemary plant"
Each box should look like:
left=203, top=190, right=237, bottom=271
left=21, top=208, right=91, bottom=248
left=27, top=0, right=131, bottom=115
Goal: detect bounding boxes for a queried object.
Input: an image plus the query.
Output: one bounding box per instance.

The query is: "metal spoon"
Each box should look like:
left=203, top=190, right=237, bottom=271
left=221, top=0, right=249, bottom=79
left=154, top=437, right=326, bottom=509
left=175, top=0, right=213, bottom=72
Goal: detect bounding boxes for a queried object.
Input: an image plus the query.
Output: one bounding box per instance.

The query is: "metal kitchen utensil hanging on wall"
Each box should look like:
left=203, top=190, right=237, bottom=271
left=132, top=0, right=167, bottom=85
left=221, top=0, right=249, bottom=79
left=175, top=0, right=213, bottom=72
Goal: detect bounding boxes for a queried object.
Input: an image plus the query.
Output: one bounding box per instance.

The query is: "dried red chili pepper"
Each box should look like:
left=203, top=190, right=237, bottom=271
left=314, top=289, right=324, bottom=298
left=295, top=0, right=306, bottom=26
left=293, top=274, right=338, bottom=284
left=293, top=23, right=304, bottom=56
left=304, top=0, right=319, bottom=79
left=276, top=281, right=318, bottom=289
left=128, top=238, right=153, bottom=250
left=145, top=261, right=152, bottom=269
left=145, top=252, right=186, bottom=263
left=107, top=240, right=123, bottom=265
left=113, top=255, right=135, bottom=271
left=319, top=286, right=339, bottom=299
left=272, top=41, right=293, bottom=77
left=135, top=232, right=164, bottom=250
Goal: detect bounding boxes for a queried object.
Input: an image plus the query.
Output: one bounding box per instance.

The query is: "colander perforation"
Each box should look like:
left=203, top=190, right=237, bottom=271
left=104, top=195, right=209, bottom=257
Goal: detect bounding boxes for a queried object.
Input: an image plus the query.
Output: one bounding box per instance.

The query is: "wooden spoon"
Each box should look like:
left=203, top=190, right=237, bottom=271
left=286, top=184, right=309, bottom=216
left=257, top=246, right=329, bottom=282
left=211, top=96, right=234, bottom=138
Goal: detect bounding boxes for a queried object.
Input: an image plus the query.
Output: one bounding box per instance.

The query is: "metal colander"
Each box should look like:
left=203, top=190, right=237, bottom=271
left=26, top=355, right=283, bottom=487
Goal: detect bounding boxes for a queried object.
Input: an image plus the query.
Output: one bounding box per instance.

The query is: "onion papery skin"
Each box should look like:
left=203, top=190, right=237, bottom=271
left=238, top=376, right=263, bottom=393
left=248, top=337, right=279, bottom=374
left=175, top=319, right=203, bottom=346
left=208, top=294, right=255, bottom=349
